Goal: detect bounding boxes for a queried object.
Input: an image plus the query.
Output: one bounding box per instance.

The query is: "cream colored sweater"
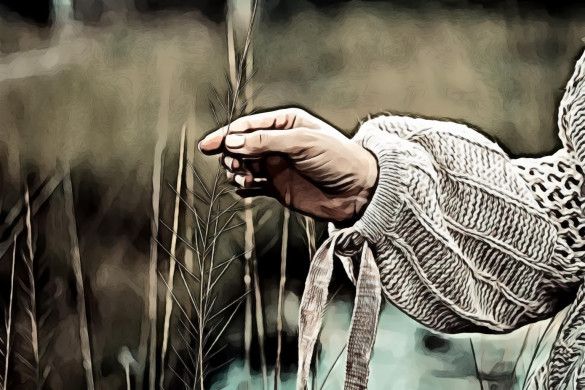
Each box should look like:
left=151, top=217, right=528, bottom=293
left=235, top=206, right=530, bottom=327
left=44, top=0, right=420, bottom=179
left=297, top=50, right=585, bottom=390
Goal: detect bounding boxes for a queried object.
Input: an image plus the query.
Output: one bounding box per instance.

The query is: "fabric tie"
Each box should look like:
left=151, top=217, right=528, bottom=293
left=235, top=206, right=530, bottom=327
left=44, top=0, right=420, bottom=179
left=297, top=228, right=382, bottom=390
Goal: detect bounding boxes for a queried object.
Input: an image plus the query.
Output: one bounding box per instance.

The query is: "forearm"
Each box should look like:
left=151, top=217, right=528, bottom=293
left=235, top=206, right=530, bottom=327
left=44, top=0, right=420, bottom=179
left=342, top=115, right=567, bottom=333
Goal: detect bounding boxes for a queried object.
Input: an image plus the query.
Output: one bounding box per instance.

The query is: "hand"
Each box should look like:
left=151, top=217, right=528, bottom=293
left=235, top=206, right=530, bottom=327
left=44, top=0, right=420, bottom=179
left=198, top=108, right=378, bottom=223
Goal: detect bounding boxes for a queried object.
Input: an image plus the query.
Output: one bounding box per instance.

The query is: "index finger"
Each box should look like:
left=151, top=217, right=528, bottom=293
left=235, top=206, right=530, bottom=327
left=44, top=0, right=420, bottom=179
left=198, top=108, right=303, bottom=155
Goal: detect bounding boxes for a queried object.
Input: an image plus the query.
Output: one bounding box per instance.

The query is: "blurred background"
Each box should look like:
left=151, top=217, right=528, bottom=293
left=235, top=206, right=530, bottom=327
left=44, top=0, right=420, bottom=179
left=0, top=0, right=584, bottom=388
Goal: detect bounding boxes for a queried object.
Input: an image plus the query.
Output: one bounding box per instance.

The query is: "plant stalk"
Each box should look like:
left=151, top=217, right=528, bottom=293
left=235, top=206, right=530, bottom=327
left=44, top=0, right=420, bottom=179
left=63, top=168, right=95, bottom=390
left=160, top=123, right=187, bottom=389
left=274, top=208, right=289, bottom=390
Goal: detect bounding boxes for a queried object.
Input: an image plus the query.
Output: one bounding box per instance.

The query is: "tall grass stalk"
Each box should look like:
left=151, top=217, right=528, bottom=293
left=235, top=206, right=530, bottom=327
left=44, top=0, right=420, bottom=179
left=160, top=123, right=188, bottom=389
left=303, top=216, right=316, bottom=259
left=2, top=234, right=18, bottom=390
left=160, top=160, right=248, bottom=389
left=184, top=108, right=197, bottom=276
left=0, top=173, right=63, bottom=261
left=145, top=52, right=174, bottom=390
left=24, top=187, right=40, bottom=381
left=522, top=319, right=557, bottom=389
left=118, top=346, right=136, bottom=390
left=225, top=0, right=267, bottom=387
left=469, top=339, right=485, bottom=390
left=197, top=169, right=220, bottom=390
left=511, top=326, right=532, bottom=387
left=251, top=238, right=267, bottom=390
left=274, top=208, right=289, bottom=389
left=319, top=343, right=346, bottom=390
left=225, top=4, right=254, bottom=383
left=63, top=168, right=95, bottom=390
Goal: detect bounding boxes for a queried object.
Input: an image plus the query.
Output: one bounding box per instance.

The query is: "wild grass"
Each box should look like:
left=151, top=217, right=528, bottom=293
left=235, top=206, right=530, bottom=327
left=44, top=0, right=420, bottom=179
left=224, top=1, right=268, bottom=388
left=521, top=318, right=558, bottom=389
left=469, top=339, right=485, bottom=390
left=274, top=208, right=289, bottom=390
left=118, top=346, right=136, bottom=390
left=160, top=123, right=188, bottom=389
left=1, top=234, right=18, bottom=390
left=225, top=8, right=254, bottom=384
left=143, top=49, right=176, bottom=390
left=159, top=161, right=248, bottom=389
left=302, top=216, right=316, bottom=260
left=319, top=343, right=346, bottom=390
left=22, top=187, right=40, bottom=384
left=63, top=167, right=95, bottom=390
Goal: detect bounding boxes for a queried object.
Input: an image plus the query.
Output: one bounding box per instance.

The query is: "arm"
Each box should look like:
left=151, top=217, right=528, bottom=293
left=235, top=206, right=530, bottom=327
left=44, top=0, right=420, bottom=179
left=198, top=108, right=574, bottom=333
left=351, top=114, right=569, bottom=333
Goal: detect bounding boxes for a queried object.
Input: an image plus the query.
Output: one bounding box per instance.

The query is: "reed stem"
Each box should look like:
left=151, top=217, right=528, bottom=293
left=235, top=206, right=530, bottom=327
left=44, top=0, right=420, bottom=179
left=274, top=208, right=290, bottom=389
left=63, top=168, right=95, bottom=390
left=160, top=123, right=187, bottom=389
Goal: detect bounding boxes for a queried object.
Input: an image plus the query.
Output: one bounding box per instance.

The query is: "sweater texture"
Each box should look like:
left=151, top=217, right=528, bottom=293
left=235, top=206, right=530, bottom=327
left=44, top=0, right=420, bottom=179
left=297, top=49, right=585, bottom=390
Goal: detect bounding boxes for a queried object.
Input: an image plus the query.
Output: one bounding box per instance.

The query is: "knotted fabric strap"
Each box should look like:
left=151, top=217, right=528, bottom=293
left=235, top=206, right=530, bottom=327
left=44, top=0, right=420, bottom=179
left=297, top=229, right=382, bottom=390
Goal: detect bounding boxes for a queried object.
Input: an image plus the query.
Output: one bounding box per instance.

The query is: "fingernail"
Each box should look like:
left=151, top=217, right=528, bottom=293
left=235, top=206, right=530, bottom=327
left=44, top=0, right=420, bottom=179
left=224, top=156, right=234, bottom=169
left=235, top=174, right=246, bottom=187
left=226, top=134, right=245, bottom=149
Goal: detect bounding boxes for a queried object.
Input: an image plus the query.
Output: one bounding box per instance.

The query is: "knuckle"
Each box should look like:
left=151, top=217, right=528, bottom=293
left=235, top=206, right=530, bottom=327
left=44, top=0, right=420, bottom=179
left=295, top=128, right=316, bottom=144
left=247, top=132, right=264, bottom=151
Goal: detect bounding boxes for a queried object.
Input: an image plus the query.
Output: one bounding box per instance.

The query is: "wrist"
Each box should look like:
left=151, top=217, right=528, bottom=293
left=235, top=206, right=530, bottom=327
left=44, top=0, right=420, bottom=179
left=350, top=126, right=409, bottom=241
left=354, top=149, right=379, bottom=218
left=334, top=149, right=379, bottom=227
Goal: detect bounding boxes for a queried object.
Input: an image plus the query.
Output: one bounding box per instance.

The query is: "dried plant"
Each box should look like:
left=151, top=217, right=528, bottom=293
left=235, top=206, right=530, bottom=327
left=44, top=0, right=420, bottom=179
left=159, top=162, right=248, bottom=389
left=23, top=187, right=40, bottom=382
left=0, top=174, right=63, bottom=260
left=469, top=339, right=485, bottom=390
left=1, top=234, right=18, bottom=390
left=319, top=343, right=346, bottom=390
left=118, top=346, right=136, bottom=390
left=274, top=208, right=289, bottom=390
left=142, top=52, right=176, bottom=390
left=302, top=216, right=316, bottom=259
left=63, top=168, right=95, bottom=390
left=160, top=123, right=188, bottom=389
left=15, top=186, right=52, bottom=388
left=521, top=318, right=559, bottom=389
left=224, top=0, right=267, bottom=387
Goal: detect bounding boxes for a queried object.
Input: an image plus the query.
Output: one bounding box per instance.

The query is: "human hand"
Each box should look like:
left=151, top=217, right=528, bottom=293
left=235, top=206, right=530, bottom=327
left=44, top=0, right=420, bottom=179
left=198, top=108, right=378, bottom=223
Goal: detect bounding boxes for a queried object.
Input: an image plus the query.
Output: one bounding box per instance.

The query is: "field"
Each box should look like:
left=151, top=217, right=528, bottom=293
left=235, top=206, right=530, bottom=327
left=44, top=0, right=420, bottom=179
left=0, top=1, right=583, bottom=388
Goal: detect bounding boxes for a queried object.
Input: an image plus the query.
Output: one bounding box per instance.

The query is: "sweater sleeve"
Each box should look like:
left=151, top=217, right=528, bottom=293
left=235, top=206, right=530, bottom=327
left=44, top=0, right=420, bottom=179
left=348, top=114, right=568, bottom=334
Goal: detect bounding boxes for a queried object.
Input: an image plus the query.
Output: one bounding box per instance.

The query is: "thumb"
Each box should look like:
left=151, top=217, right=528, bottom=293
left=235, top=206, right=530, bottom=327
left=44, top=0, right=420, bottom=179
left=225, top=129, right=308, bottom=156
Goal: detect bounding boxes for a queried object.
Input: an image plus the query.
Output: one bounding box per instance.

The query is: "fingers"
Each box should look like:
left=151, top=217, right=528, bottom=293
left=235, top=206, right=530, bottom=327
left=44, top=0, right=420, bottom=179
left=221, top=155, right=241, bottom=171
left=198, top=127, right=226, bottom=155
left=198, top=108, right=309, bottom=155
left=226, top=108, right=304, bottom=133
left=222, top=154, right=266, bottom=191
left=225, top=169, right=267, bottom=189
left=224, top=128, right=310, bottom=157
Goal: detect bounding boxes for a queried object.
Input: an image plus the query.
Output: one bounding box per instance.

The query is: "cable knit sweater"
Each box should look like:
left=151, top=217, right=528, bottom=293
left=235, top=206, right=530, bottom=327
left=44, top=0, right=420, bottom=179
left=297, top=49, right=585, bottom=390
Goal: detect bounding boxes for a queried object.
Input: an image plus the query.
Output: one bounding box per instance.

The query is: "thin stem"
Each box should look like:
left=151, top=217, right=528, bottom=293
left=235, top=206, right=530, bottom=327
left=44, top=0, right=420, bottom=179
left=24, top=187, right=40, bottom=384
left=160, top=123, right=188, bottom=389
left=143, top=52, right=174, bottom=390
left=469, top=339, right=485, bottom=390
left=522, top=319, right=555, bottom=390
left=319, top=344, right=347, bottom=390
left=274, top=208, right=289, bottom=390
left=63, top=169, right=95, bottom=390
left=3, top=234, right=18, bottom=390
left=198, top=166, right=221, bottom=390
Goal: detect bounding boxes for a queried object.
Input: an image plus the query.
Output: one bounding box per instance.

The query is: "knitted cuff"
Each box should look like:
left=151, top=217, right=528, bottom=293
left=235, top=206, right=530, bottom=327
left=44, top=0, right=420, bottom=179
left=350, top=123, right=409, bottom=242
